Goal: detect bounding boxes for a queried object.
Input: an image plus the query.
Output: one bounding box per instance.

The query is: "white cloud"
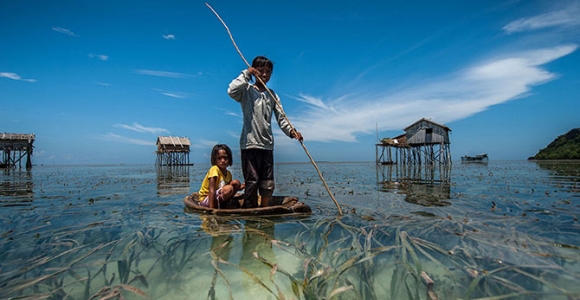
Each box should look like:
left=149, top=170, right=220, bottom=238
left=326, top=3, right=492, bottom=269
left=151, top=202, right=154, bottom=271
left=291, top=45, right=577, bottom=143
left=215, top=107, right=241, bottom=118
left=0, top=72, right=21, bottom=80
left=134, top=69, right=189, bottom=78
left=162, top=34, right=175, bottom=40
left=225, top=111, right=240, bottom=117
left=294, top=93, right=335, bottom=111
left=193, top=139, right=219, bottom=149
left=226, top=130, right=239, bottom=139
left=160, top=92, right=184, bottom=98
left=101, top=133, right=154, bottom=146
left=0, top=72, right=36, bottom=82
left=113, top=122, right=169, bottom=134
left=503, top=3, right=580, bottom=33
left=152, top=88, right=186, bottom=99
left=89, top=53, right=109, bottom=61
left=51, top=26, right=78, bottom=37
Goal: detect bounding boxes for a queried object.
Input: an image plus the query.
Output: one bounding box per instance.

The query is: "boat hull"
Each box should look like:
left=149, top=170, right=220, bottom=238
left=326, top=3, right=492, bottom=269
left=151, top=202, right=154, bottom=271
left=183, top=192, right=312, bottom=216
left=461, top=154, right=488, bottom=162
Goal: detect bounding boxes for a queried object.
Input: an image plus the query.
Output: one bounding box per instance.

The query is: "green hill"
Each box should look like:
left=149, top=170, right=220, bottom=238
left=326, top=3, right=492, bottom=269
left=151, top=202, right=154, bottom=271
left=529, top=128, right=580, bottom=160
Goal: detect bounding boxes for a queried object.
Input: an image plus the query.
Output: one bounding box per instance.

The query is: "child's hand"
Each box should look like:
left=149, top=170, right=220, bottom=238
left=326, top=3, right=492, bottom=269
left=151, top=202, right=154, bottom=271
left=292, top=130, right=303, bottom=142
left=248, top=67, right=260, bottom=77
left=231, top=180, right=244, bottom=191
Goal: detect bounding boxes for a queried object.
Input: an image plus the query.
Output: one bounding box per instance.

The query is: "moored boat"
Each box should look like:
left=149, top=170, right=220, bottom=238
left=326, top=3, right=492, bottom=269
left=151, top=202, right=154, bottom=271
left=461, top=153, right=488, bottom=163
left=183, top=192, right=312, bottom=216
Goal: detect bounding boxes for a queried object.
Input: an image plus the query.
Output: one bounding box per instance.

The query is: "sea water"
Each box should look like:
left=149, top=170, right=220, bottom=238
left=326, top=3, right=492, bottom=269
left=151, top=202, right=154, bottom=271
left=0, top=161, right=579, bottom=299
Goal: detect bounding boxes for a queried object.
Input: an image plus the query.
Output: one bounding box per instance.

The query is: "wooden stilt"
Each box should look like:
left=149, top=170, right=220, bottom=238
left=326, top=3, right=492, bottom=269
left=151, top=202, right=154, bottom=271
left=0, top=133, right=35, bottom=169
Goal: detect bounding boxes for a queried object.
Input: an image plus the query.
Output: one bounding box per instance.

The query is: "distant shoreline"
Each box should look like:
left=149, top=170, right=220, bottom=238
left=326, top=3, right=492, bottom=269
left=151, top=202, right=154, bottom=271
left=527, top=158, right=580, bottom=161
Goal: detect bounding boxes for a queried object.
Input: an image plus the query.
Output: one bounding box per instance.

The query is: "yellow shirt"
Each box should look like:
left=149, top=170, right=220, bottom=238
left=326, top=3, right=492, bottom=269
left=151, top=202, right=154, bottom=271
left=198, top=165, right=232, bottom=200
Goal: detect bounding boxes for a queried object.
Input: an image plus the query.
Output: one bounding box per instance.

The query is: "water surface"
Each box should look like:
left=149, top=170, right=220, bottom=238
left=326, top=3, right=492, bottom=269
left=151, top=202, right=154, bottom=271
left=1, top=161, right=579, bottom=299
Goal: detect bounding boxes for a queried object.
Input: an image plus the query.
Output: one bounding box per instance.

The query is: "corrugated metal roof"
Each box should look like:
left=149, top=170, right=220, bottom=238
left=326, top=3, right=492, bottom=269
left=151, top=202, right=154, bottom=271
left=403, top=118, right=451, bottom=132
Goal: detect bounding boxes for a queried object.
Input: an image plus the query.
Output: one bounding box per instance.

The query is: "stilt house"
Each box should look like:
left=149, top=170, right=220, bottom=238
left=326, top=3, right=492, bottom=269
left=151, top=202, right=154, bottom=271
left=0, top=133, right=35, bottom=169
left=405, top=118, right=451, bottom=145
left=376, top=118, right=452, bottom=165
left=155, top=136, right=192, bottom=166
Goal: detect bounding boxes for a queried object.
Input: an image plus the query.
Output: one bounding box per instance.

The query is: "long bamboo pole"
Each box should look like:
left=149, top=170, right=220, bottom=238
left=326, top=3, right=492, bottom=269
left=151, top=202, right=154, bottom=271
left=206, top=3, right=343, bottom=215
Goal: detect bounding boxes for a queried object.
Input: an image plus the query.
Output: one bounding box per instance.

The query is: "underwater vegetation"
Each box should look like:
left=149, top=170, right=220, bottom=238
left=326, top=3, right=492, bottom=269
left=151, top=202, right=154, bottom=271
left=0, top=161, right=579, bottom=299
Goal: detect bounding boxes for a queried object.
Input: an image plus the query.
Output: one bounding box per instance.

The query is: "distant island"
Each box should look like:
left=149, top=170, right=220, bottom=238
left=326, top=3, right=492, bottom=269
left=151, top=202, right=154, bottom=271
left=529, top=128, right=580, bottom=160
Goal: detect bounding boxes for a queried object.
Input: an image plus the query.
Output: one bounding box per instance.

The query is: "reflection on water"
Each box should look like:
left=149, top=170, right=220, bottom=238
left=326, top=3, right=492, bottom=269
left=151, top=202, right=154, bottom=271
left=0, top=169, right=33, bottom=207
left=376, top=163, right=451, bottom=183
left=156, top=165, right=191, bottom=196
left=535, top=160, right=580, bottom=184
left=403, top=182, right=451, bottom=207
left=377, top=164, right=451, bottom=207
left=0, top=162, right=579, bottom=299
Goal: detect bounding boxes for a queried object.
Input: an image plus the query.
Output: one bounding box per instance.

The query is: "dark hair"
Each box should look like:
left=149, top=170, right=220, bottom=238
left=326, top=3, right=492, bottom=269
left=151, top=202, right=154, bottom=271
left=252, top=56, right=274, bottom=72
left=210, top=144, right=233, bottom=166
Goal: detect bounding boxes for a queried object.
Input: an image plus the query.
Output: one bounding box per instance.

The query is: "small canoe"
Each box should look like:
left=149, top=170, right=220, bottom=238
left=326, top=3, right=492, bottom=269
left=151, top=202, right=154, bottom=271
left=183, top=192, right=312, bottom=216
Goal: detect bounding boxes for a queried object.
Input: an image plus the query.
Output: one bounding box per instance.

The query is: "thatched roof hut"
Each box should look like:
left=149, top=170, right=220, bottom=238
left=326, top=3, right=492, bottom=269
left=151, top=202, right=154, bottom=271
left=0, top=133, right=35, bottom=151
left=155, top=136, right=192, bottom=166
left=156, top=136, right=191, bottom=153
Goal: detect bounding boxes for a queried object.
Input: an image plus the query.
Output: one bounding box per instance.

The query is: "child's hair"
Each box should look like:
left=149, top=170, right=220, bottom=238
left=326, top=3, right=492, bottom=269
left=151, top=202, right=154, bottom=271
left=210, top=144, right=233, bottom=166
left=252, top=56, right=274, bottom=72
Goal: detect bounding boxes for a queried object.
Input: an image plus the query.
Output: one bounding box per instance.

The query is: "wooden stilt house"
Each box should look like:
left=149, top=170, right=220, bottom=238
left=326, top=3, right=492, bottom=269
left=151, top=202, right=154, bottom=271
left=376, top=118, right=452, bottom=165
left=0, top=133, right=35, bottom=169
left=155, top=136, right=192, bottom=166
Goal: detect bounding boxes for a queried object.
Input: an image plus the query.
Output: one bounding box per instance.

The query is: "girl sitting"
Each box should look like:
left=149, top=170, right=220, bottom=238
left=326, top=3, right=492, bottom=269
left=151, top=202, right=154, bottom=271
left=198, top=144, right=244, bottom=208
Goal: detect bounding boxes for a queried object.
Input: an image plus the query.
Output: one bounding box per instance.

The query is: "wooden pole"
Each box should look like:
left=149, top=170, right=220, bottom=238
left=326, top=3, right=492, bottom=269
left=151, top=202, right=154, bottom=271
left=206, top=3, right=342, bottom=215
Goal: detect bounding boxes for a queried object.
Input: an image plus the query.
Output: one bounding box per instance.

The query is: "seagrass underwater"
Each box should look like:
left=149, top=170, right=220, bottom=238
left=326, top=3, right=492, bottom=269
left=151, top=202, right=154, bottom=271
left=1, top=161, right=579, bottom=299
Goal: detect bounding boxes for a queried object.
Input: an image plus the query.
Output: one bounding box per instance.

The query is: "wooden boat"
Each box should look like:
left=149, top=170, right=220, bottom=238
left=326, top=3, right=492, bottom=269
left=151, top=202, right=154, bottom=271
left=183, top=192, right=312, bottom=216
left=461, top=153, right=488, bottom=163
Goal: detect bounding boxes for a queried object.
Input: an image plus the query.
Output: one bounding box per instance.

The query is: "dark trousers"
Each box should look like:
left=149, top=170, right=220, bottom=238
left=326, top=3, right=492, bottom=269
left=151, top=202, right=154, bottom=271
left=241, top=149, right=274, bottom=208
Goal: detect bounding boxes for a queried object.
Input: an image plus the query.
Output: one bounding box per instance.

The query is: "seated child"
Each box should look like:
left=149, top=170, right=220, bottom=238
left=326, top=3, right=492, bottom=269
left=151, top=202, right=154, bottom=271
left=198, top=144, right=244, bottom=208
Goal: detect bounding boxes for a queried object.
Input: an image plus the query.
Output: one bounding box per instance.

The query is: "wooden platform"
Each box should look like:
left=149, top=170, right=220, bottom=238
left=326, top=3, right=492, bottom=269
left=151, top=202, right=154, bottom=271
left=0, top=133, right=35, bottom=169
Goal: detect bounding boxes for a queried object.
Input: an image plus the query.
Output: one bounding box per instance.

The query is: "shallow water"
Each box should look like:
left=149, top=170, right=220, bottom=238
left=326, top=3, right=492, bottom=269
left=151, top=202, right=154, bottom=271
left=0, top=161, right=579, bottom=299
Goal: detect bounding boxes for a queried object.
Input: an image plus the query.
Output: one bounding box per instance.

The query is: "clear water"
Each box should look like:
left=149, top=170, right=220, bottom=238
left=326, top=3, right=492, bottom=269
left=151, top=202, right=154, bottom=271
left=0, top=161, right=579, bottom=299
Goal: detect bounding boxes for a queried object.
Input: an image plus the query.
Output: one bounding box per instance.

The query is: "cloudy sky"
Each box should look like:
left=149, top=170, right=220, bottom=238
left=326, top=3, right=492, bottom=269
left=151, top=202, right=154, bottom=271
left=1, top=0, right=579, bottom=165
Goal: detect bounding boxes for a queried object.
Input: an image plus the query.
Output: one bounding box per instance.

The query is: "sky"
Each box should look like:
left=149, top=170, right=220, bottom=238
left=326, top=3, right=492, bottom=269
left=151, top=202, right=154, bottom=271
left=1, top=0, right=579, bottom=165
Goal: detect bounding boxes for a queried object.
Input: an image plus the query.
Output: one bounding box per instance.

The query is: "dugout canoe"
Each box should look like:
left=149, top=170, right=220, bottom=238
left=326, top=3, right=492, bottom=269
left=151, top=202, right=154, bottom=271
left=183, top=192, right=312, bottom=216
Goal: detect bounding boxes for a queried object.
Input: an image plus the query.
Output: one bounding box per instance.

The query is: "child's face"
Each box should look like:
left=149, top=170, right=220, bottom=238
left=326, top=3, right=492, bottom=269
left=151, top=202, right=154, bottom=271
left=255, top=66, right=272, bottom=84
left=215, top=149, right=230, bottom=169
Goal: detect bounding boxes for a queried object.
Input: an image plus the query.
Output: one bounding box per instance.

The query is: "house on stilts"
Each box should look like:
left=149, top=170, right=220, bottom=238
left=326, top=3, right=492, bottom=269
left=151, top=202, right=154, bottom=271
left=1, top=133, right=35, bottom=170
left=155, top=136, right=192, bottom=166
left=376, top=118, right=452, bottom=165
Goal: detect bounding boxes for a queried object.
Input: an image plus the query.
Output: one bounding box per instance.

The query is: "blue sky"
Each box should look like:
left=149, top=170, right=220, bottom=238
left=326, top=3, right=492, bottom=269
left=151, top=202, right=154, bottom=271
left=1, top=0, right=579, bottom=165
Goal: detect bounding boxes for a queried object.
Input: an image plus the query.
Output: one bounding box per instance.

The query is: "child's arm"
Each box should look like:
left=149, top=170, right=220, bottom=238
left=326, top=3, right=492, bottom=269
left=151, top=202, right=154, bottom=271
left=230, top=179, right=245, bottom=192
left=227, top=69, right=252, bottom=101
left=272, top=95, right=303, bottom=142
